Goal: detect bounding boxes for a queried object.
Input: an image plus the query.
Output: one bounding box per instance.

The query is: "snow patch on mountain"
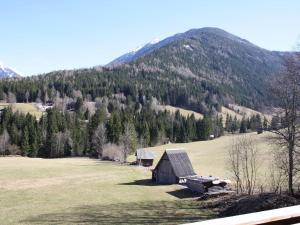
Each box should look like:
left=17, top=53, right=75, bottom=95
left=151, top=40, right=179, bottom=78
left=132, top=45, right=144, bottom=53
left=149, top=38, right=160, bottom=44
left=183, top=44, right=193, bottom=51
left=107, top=37, right=164, bottom=67
left=0, top=62, right=22, bottom=78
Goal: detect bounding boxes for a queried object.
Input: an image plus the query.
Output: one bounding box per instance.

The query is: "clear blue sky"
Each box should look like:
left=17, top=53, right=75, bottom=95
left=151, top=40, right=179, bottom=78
left=0, top=0, right=299, bottom=76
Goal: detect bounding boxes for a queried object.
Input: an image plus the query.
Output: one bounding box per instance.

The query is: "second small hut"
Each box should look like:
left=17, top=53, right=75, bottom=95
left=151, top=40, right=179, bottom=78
left=136, top=148, right=155, bottom=167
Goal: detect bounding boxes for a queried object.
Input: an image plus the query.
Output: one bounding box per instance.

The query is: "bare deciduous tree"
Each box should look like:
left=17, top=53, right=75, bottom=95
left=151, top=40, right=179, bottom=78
left=228, top=137, right=242, bottom=193
left=228, top=135, right=260, bottom=195
left=51, top=132, right=65, bottom=157
left=25, top=90, right=29, bottom=103
left=7, top=92, right=16, bottom=103
left=92, top=124, right=106, bottom=159
left=269, top=53, right=300, bottom=195
left=0, top=129, right=10, bottom=155
left=267, top=150, right=286, bottom=193
left=102, top=143, right=124, bottom=161
left=51, top=131, right=73, bottom=158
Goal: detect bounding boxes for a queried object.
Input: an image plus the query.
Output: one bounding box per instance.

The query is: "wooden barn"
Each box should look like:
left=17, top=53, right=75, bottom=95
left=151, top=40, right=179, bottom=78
left=152, top=149, right=196, bottom=184
left=136, top=149, right=155, bottom=167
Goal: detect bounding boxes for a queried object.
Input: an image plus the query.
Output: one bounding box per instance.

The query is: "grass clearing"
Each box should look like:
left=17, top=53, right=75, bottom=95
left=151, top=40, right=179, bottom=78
left=226, top=104, right=272, bottom=121
left=0, top=132, right=273, bottom=224
left=0, top=103, right=43, bottom=119
left=158, top=104, right=272, bottom=124
left=158, top=105, right=204, bottom=120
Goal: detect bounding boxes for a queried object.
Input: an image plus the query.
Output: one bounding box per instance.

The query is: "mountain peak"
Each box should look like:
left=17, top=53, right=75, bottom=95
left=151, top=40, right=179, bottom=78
left=0, top=63, right=22, bottom=79
left=106, top=27, right=258, bottom=67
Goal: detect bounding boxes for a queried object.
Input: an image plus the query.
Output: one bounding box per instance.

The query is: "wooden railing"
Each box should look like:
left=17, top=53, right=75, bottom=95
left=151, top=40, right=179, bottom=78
left=186, top=205, right=300, bottom=225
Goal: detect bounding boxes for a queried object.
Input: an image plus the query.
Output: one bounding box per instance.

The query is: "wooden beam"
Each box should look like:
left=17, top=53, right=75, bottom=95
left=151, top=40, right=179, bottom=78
left=186, top=205, right=300, bottom=225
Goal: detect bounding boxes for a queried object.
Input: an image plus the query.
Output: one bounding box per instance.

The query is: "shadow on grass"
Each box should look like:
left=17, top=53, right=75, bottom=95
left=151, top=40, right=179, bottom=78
left=22, top=200, right=215, bottom=225
left=118, top=179, right=159, bottom=186
left=167, top=188, right=200, bottom=199
left=119, top=180, right=199, bottom=199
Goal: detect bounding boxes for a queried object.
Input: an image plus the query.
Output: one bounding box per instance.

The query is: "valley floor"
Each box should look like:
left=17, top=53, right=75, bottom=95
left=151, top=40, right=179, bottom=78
left=0, top=132, right=272, bottom=225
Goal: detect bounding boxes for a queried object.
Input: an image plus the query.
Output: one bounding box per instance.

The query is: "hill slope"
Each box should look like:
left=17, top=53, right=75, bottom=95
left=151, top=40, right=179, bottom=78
left=109, top=27, right=290, bottom=108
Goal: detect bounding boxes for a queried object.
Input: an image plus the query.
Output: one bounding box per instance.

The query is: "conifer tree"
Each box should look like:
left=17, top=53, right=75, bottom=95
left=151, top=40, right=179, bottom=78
left=21, top=126, right=31, bottom=156
left=239, top=117, right=247, bottom=133
left=263, top=117, right=268, bottom=129
left=107, top=112, right=122, bottom=144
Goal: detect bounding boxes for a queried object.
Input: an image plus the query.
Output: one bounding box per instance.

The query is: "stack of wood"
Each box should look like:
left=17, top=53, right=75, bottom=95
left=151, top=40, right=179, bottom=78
left=186, top=175, right=232, bottom=195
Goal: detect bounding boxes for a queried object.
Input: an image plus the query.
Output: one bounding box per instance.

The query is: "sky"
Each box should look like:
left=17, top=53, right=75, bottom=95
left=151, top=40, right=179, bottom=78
left=0, top=0, right=299, bottom=76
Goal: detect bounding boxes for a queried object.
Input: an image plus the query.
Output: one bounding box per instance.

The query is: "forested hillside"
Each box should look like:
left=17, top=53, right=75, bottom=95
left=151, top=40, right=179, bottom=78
left=123, top=28, right=289, bottom=108
left=0, top=67, right=227, bottom=114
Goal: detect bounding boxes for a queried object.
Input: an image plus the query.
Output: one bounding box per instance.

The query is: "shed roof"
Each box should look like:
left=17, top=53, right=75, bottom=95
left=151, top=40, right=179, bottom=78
left=155, top=149, right=196, bottom=178
left=136, top=149, right=155, bottom=160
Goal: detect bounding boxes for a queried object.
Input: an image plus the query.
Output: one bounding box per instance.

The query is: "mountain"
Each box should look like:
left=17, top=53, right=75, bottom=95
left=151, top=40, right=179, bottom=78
left=0, top=28, right=293, bottom=113
left=0, top=63, right=22, bottom=78
left=108, top=28, right=287, bottom=70
left=107, top=27, right=290, bottom=108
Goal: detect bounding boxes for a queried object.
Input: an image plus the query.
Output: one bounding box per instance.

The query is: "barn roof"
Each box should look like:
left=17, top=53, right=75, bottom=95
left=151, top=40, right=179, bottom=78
left=136, top=149, right=155, bottom=160
left=155, top=149, right=196, bottom=178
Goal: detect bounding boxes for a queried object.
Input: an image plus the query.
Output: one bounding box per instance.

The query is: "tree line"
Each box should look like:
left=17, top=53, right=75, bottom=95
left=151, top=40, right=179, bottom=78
left=224, top=113, right=269, bottom=134
left=0, top=102, right=223, bottom=160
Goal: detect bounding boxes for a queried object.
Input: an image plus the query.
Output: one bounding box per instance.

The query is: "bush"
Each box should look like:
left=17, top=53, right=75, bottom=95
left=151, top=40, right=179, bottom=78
left=102, top=143, right=124, bottom=162
left=1, top=144, right=21, bottom=156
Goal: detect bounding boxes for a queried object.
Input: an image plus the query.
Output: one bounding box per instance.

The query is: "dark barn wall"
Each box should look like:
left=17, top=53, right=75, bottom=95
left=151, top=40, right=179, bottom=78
left=156, top=156, right=176, bottom=184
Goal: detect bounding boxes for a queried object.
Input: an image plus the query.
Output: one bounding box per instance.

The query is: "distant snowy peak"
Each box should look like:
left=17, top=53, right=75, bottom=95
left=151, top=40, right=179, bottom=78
left=128, top=38, right=160, bottom=54
left=0, top=63, right=22, bottom=79
left=107, top=38, right=162, bottom=67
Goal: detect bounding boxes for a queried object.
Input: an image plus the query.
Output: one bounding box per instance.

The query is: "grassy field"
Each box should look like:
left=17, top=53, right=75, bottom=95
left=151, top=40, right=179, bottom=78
left=0, top=160, right=213, bottom=224
left=158, top=104, right=272, bottom=123
left=0, top=103, right=43, bottom=119
left=158, top=105, right=204, bottom=120
left=227, top=104, right=272, bottom=121
left=0, top=132, right=273, bottom=225
left=144, top=132, right=272, bottom=178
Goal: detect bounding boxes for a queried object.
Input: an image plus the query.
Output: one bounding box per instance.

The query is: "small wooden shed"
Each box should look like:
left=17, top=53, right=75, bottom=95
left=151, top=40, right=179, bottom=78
left=152, top=149, right=196, bottom=184
left=136, top=149, right=155, bottom=167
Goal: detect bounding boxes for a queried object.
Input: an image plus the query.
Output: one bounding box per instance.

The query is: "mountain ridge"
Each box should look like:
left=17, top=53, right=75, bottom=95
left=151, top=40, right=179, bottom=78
left=107, top=27, right=287, bottom=67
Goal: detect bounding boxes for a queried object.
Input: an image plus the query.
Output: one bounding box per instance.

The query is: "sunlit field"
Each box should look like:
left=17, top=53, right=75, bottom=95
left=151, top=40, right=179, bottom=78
left=0, top=132, right=272, bottom=224
left=0, top=103, right=43, bottom=120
